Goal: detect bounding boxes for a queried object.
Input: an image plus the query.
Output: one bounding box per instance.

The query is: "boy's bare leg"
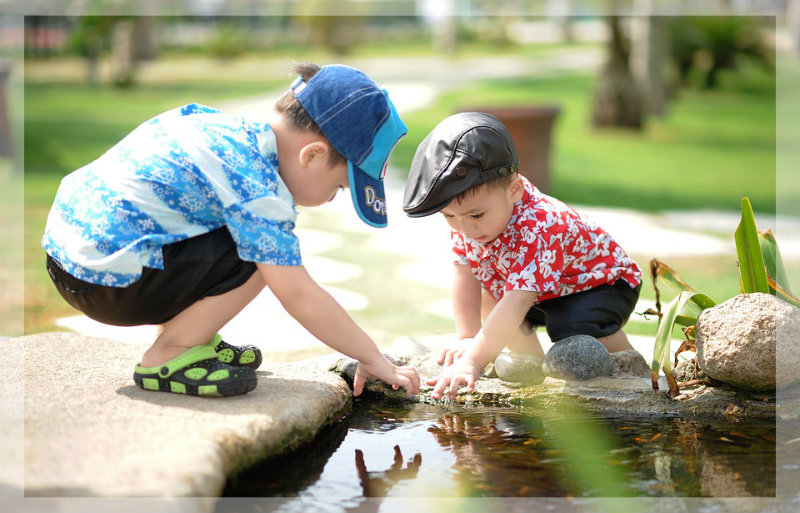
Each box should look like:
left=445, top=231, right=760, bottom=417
left=481, top=288, right=545, bottom=358
left=140, top=272, right=266, bottom=366
left=598, top=329, right=634, bottom=353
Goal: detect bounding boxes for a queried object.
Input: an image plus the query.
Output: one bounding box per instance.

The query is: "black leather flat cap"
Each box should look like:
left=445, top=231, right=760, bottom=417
left=403, top=112, right=519, bottom=217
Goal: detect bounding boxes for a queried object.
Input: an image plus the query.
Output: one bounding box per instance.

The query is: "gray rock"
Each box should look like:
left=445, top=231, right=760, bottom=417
left=17, top=332, right=351, bottom=498
left=542, top=335, right=613, bottom=381
left=331, top=353, right=410, bottom=398
left=674, top=358, right=707, bottom=383
left=610, top=349, right=650, bottom=378
left=493, top=352, right=545, bottom=384
left=331, top=353, right=404, bottom=381
left=388, top=337, right=432, bottom=364
left=696, top=293, right=800, bottom=391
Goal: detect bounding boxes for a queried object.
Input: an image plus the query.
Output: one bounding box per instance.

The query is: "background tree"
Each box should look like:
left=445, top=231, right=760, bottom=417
left=668, top=17, right=773, bottom=90
left=591, top=15, right=645, bottom=129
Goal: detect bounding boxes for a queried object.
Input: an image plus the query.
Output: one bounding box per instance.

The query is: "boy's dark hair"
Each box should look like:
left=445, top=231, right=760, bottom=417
left=452, top=172, right=518, bottom=205
left=275, top=62, right=347, bottom=167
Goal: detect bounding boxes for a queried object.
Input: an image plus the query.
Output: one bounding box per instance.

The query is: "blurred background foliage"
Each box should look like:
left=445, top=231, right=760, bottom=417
left=19, top=9, right=781, bottom=334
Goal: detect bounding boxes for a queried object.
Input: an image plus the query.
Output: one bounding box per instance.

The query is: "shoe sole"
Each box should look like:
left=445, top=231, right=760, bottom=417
left=133, top=371, right=258, bottom=397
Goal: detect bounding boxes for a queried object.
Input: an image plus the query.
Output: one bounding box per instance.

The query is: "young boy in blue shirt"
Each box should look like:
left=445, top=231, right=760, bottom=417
left=403, top=112, right=641, bottom=400
left=42, top=63, right=420, bottom=398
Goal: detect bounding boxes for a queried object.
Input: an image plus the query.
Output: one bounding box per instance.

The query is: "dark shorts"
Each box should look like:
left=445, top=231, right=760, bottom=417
left=525, top=280, right=641, bottom=342
left=46, top=227, right=257, bottom=326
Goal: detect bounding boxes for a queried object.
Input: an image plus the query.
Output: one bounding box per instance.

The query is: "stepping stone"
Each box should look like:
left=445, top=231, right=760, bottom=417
left=543, top=335, right=613, bottom=381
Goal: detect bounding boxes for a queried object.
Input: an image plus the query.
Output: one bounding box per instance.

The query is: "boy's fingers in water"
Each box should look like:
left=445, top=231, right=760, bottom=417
left=353, top=366, right=367, bottom=396
left=432, top=376, right=450, bottom=400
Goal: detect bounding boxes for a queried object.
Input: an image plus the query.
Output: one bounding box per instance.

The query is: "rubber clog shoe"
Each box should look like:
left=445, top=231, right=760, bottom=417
left=133, top=345, right=257, bottom=397
left=207, top=333, right=262, bottom=370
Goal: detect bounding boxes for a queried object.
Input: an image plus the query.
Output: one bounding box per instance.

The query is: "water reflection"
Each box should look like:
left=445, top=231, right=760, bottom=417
left=221, top=401, right=781, bottom=511
left=427, top=412, right=567, bottom=496
left=355, top=445, right=422, bottom=497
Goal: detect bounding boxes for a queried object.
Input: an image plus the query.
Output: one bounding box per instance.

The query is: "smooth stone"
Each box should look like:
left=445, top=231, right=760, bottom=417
left=493, top=352, right=545, bottom=384
left=542, top=335, right=613, bottom=381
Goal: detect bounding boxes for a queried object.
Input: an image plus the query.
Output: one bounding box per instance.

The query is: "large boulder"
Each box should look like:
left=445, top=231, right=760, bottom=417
left=696, top=293, right=800, bottom=392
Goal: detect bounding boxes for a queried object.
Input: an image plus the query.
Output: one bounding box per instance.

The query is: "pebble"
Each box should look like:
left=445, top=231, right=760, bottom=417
left=493, top=352, right=545, bottom=384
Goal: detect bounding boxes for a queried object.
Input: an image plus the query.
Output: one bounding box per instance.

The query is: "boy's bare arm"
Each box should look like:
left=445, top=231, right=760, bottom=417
left=452, top=263, right=481, bottom=340
left=257, top=263, right=420, bottom=397
left=428, top=289, right=539, bottom=400
left=439, top=263, right=482, bottom=365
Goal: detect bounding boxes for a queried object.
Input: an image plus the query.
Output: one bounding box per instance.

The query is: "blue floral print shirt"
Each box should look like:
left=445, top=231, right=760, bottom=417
left=42, top=103, right=301, bottom=287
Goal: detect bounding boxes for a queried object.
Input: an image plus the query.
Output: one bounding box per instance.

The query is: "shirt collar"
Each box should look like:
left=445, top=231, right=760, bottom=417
left=476, top=179, right=534, bottom=259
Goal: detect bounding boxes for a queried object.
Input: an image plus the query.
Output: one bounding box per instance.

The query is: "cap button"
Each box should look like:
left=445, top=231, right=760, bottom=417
left=455, top=167, right=467, bottom=178
left=499, top=167, right=508, bottom=176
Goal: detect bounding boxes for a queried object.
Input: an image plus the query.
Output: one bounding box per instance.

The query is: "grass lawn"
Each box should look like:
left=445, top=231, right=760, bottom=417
left=23, top=58, right=776, bottom=337
left=392, top=63, right=776, bottom=214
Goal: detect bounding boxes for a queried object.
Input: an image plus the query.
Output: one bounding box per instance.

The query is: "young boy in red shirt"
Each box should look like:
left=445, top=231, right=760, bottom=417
left=403, top=112, right=642, bottom=400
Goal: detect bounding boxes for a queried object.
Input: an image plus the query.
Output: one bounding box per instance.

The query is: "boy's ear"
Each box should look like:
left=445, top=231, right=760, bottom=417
left=509, top=175, right=525, bottom=201
left=298, top=141, right=330, bottom=167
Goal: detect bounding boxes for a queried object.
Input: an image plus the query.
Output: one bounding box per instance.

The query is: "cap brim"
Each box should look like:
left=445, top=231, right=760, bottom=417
left=348, top=161, right=388, bottom=228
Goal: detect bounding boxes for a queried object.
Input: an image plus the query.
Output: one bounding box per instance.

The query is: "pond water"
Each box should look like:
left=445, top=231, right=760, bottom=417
left=220, top=400, right=782, bottom=510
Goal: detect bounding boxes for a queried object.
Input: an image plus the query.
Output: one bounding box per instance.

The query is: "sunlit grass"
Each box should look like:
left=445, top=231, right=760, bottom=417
left=394, top=64, right=775, bottom=214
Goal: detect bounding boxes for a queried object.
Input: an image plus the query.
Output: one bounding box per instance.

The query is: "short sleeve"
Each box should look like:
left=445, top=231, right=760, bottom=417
left=451, top=230, right=469, bottom=265
left=224, top=198, right=301, bottom=265
left=505, top=223, right=564, bottom=295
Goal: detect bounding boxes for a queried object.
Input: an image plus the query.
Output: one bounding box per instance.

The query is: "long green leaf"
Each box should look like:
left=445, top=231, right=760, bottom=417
left=759, top=229, right=792, bottom=294
left=734, top=197, right=769, bottom=294
left=649, top=258, right=711, bottom=318
left=768, top=274, right=800, bottom=308
left=651, top=291, right=716, bottom=397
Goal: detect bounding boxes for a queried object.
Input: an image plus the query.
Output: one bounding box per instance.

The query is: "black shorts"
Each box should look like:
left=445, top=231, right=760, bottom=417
left=525, top=280, right=641, bottom=342
left=46, top=227, right=257, bottom=326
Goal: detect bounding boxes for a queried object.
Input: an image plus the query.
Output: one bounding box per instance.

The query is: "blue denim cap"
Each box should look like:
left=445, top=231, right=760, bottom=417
left=291, top=65, right=408, bottom=228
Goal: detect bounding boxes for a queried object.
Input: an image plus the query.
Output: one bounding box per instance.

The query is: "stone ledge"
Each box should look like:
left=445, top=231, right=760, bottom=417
left=331, top=340, right=777, bottom=421
left=14, top=333, right=351, bottom=499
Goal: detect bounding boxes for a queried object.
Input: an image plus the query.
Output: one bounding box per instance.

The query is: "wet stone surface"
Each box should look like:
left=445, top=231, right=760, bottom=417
left=329, top=337, right=777, bottom=421
left=542, top=335, right=614, bottom=381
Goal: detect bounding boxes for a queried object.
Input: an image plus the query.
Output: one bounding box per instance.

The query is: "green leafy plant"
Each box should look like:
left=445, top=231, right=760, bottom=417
left=648, top=197, right=798, bottom=397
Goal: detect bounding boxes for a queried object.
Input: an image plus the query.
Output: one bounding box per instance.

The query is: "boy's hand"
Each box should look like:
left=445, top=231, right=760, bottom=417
left=425, top=357, right=482, bottom=401
left=437, top=338, right=473, bottom=367
left=353, top=358, right=420, bottom=398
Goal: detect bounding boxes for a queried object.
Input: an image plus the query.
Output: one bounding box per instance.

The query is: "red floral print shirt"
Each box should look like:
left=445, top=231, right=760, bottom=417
left=452, top=178, right=641, bottom=303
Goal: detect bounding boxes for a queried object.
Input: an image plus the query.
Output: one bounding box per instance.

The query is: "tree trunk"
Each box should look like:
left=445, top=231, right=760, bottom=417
left=591, top=16, right=645, bottom=129
left=631, top=4, right=669, bottom=117
left=111, top=20, right=136, bottom=88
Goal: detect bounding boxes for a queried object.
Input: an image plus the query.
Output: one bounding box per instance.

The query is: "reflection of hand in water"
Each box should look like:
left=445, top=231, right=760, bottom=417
left=354, top=445, right=422, bottom=497
left=428, top=414, right=507, bottom=468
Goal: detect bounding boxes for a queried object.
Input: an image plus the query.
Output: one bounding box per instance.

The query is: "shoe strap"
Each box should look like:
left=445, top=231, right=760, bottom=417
left=135, top=345, right=220, bottom=378
left=206, top=333, right=224, bottom=350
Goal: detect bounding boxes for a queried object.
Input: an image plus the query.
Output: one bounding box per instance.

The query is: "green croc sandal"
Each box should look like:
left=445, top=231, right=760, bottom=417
left=207, top=333, right=263, bottom=370
left=133, top=345, right=257, bottom=397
